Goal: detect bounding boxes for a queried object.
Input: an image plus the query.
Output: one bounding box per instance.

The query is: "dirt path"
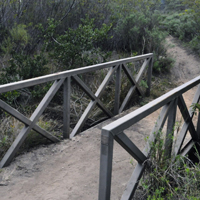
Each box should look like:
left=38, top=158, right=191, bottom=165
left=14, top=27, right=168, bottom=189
left=0, top=36, right=200, bottom=200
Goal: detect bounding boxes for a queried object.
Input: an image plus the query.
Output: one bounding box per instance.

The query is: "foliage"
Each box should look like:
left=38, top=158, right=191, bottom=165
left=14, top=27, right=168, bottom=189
left=42, top=17, right=112, bottom=70
left=1, top=24, right=30, bottom=55
left=161, top=12, right=197, bottom=41
left=139, top=131, right=200, bottom=199
left=0, top=53, right=49, bottom=104
left=112, top=10, right=172, bottom=73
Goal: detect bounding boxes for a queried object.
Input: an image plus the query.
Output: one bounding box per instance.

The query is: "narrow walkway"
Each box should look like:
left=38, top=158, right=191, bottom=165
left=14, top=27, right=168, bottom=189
left=1, top=36, right=200, bottom=199
left=0, top=106, right=159, bottom=200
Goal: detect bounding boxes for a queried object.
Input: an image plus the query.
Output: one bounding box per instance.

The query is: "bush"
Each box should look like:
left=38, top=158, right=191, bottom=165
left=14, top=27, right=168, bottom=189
left=111, top=11, right=172, bottom=73
left=0, top=53, right=49, bottom=105
left=161, top=12, right=197, bottom=41
left=138, top=131, right=200, bottom=199
left=43, top=17, right=112, bottom=70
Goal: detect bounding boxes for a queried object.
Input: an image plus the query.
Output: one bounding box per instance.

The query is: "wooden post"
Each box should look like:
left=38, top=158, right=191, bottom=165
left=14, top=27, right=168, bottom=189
left=63, top=77, right=71, bottom=139
left=164, top=98, right=177, bottom=159
left=197, top=111, right=200, bottom=140
left=114, top=65, right=121, bottom=115
left=146, top=57, right=153, bottom=97
left=99, top=129, right=114, bottom=200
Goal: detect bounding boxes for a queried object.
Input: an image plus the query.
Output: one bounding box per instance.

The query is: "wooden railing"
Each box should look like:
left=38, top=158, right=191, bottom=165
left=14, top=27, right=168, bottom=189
left=0, top=53, right=153, bottom=168
left=99, top=75, right=200, bottom=200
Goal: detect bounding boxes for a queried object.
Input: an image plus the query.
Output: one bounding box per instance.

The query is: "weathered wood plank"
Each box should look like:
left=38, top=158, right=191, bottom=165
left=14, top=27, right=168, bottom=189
left=63, top=77, right=71, bottom=139
left=72, top=75, right=113, bottom=117
left=177, top=95, right=197, bottom=140
left=174, top=85, right=200, bottom=156
left=114, top=65, right=121, bottom=115
left=70, top=67, right=116, bottom=137
left=119, top=85, right=137, bottom=113
left=0, top=79, right=64, bottom=168
left=115, top=132, right=147, bottom=163
left=30, top=79, right=65, bottom=122
left=0, top=100, right=60, bottom=143
left=121, top=163, right=145, bottom=200
left=99, top=130, right=114, bottom=200
left=180, top=139, right=194, bottom=157
left=122, top=63, right=143, bottom=96
left=164, top=98, right=177, bottom=159
left=146, top=57, right=153, bottom=96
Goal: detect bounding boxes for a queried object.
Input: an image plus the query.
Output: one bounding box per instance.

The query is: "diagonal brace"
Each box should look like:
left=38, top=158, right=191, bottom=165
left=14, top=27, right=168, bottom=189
left=177, top=95, right=197, bottom=141
left=0, top=79, right=64, bottom=168
left=114, top=131, right=147, bottom=163
left=70, top=67, right=117, bottom=138
left=0, top=100, right=60, bottom=142
left=72, top=75, right=113, bottom=117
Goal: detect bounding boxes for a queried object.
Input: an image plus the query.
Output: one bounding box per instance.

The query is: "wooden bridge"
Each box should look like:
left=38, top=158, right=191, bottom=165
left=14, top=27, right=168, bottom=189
left=0, top=52, right=200, bottom=199
left=0, top=53, right=153, bottom=168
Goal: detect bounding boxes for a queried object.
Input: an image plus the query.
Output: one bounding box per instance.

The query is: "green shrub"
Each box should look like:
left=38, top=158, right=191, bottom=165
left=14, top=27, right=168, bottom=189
left=1, top=24, right=30, bottom=55
left=139, top=131, right=200, bottom=199
left=42, top=17, right=112, bottom=70
left=112, top=11, right=173, bottom=73
left=0, top=53, right=49, bottom=105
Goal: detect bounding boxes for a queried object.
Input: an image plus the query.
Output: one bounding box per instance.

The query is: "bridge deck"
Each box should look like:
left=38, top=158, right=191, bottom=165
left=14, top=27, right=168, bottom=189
left=0, top=86, right=196, bottom=200
left=0, top=105, right=160, bottom=200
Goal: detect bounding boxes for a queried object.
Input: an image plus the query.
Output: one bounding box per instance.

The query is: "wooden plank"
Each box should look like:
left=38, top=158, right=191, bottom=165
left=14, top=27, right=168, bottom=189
left=30, top=79, right=65, bottom=122
left=197, top=112, right=200, bottom=140
left=146, top=57, right=153, bottom=96
left=0, top=79, right=64, bottom=168
left=72, top=75, right=113, bottom=117
left=98, top=130, right=114, bottom=200
left=121, top=163, right=145, bottom=200
left=180, top=139, right=195, bottom=157
left=102, top=78, right=200, bottom=135
left=114, top=65, right=121, bottom=115
left=164, top=98, right=177, bottom=159
left=95, top=66, right=117, bottom=97
left=143, top=101, right=174, bottom=157
left=177, top=95, right=197, bottom=140
left=70, top=100, right=97, bottom=138
left=135, top=58, right=149, bottom=83
left=0, top=100, right=60, bottom=143
left=63, top=77, right=71, bottom=139
left=174, top=85, right=200, bottom=156
left=119, top=59, right=150, bottom=112
left=115, top=132, right=147, bottom=163
left=0, top=126, right=31, bottom=168
left=0, top=54, right=153, bottom=94
left=122, top=63, right=143, bottom=96
left=119, top=85, right=137, bottom=113
left=174, top=122, right=190, bottom=157
left=70, top=67, right=116, bottom=137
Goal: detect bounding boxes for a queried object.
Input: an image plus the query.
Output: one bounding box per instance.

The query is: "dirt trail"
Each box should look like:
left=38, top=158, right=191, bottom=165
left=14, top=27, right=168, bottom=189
left=0, top=36, right=200, bottom=200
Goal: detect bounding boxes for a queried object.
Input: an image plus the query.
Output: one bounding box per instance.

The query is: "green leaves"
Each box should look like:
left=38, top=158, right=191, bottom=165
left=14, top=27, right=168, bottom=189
left=44, top=17, right=112, bottom=70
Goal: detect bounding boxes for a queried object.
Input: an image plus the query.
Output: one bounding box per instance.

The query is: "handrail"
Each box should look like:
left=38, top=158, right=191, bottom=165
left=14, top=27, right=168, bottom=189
left=99, top=75, right=200, bottom=200
left=0, top=53, right=153, bottom=94
left=0, top=53, right=153, bottom=168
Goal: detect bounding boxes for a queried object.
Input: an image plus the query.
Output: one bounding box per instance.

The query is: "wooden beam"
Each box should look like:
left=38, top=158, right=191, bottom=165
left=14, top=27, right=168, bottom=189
left=0, top=79, right=64, bottom=168
left=114, top=65, right=121, bottom=115
left=115, top=132, right=147, bottom=163
left=98, top=129, right=114, bottom=200
left=0, top=54, right=153, bottom=94
left=70, top=67, right=116, bottom=137
left=63, top=77, right=71, bottom=139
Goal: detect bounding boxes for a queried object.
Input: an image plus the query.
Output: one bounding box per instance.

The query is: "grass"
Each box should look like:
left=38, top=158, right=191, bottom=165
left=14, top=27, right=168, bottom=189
left=134, top=130, right=200, bottom=200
